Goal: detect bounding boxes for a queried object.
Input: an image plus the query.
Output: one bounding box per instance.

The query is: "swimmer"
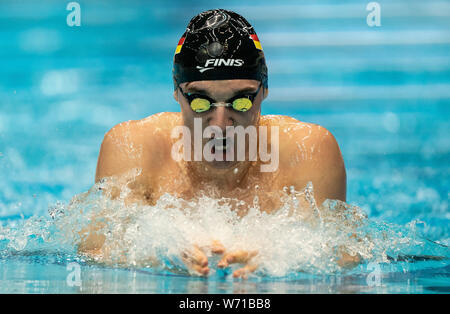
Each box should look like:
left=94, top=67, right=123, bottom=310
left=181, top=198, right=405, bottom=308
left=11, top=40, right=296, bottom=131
left=80, top=9, right=356, bottom=277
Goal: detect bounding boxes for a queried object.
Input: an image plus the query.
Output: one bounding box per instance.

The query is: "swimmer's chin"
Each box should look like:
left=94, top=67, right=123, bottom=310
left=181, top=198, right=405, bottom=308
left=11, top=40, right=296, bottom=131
left=205, top=158, right=239, bottom=169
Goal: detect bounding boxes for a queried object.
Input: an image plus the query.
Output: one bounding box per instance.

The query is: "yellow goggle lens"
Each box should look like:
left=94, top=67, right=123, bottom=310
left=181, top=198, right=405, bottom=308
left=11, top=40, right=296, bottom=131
left=232, top=98, right=252, bottom=112
left=190, top=98, right=211, bottom=112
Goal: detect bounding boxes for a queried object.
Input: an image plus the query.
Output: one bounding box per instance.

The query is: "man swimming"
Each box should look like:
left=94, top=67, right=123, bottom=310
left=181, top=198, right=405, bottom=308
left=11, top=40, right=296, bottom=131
left=80, top=9, right=354, bottom=278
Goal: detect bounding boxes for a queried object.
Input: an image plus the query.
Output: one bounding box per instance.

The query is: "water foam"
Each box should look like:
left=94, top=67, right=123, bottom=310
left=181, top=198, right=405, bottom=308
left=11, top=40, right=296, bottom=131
left=0, top=171, right=448, bottom=277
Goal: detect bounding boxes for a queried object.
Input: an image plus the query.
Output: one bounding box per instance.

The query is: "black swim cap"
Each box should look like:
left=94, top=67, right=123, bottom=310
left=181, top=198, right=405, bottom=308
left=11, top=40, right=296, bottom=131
left=173, top=9, right=268, bottom=90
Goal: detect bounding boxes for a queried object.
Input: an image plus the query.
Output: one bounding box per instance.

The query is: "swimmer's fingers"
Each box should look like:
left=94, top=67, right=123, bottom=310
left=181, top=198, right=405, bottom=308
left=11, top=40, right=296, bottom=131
left=211, top=240, right=225, bottom=254
left=217, top=249, right=258, bottom=279
left=181, top=240, right=225, bottom=275
left=181, top=245, right=209, bottom=276
left=337, top=252, right=361, bottom=269
left=217, top=250, right=258, bottom=267
left=196, top=240, right=225, bottom=254
left=232, top=263, right=258, bottom=279
left=337, top=250, right=361, bottom=269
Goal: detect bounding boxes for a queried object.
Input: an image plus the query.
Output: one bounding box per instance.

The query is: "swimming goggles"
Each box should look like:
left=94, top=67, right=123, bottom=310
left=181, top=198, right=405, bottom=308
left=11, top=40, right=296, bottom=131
left=178, top=83, right=262, bottom=113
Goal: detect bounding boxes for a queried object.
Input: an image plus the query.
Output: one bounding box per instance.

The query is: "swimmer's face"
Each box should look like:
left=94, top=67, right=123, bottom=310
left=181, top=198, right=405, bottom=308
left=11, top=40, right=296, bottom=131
left=174, top=79, right=268, bottom=168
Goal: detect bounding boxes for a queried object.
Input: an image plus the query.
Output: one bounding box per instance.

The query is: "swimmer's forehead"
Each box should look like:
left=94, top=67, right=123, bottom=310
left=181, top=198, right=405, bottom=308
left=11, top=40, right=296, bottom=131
left=182, top=80, right=260, bottom=94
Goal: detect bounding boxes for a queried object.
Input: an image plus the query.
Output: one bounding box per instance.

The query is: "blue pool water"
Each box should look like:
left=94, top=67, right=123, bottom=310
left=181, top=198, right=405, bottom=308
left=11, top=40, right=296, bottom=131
left=0, top=0, right=449, bottom=293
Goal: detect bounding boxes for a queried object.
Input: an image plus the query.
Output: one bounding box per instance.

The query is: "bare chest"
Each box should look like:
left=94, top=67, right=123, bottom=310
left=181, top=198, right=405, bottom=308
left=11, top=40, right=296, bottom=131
left=144, top=166, right=285, bottom=216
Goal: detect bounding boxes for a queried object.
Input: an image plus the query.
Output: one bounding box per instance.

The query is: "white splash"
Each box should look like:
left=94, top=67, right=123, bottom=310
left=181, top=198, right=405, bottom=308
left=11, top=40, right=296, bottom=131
left=0, top=173, right=446, bottom=277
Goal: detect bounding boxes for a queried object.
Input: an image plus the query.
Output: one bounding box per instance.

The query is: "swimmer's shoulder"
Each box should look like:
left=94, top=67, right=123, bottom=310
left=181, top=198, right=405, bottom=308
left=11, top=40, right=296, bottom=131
left=136, top=112, right=182, bottom=131
left=261, top=115, right=346, bottom=203
left=107, top=111, right=182, bottom=160
left=261, top=114, right=344, bottom=172
left=96, top=113, right=181, bottom=181
left=105, top=112, right=182, bottom=142
left=260, top=114, right=335, bottom=143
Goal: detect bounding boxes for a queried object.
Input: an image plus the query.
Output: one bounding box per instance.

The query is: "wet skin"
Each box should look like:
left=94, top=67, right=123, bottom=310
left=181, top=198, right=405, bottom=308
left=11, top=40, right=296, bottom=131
left=83, top=79, right=349, bottom=277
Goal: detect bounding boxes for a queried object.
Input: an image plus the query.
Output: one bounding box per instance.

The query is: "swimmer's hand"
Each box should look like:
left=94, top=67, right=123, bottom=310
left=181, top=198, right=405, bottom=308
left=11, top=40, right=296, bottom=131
left=217, top=249, right=258, bottom=279
left=336, top=245, right=361, bottom=269
left=181, top=241, right=258, bottom=279
left=181, top=244, right=211, bottom=276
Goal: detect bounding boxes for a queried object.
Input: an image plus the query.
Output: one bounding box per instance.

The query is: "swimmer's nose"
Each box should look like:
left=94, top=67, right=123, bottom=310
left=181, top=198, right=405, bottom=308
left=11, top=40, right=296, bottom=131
left=206, top=106, right=234, bottom=131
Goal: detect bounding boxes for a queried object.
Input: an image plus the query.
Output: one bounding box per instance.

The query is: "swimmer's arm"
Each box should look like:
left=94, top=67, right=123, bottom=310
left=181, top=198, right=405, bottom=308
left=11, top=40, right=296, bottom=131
left=312, top=126, right=346, bottom=205
left=286, top=123, right=360, bottom=268
left=79, top=121, right=151, bottom=257
left=95, top=121, right=143, bottom=184
left=307, top=129, right=362, bottom=267
left=95, top=120, right=160, bottom=204
left=81, top=115, right=176, bottom=257
left=289, top=123, right=346, bottom=206
left=305, top=127, right=360, bottom=267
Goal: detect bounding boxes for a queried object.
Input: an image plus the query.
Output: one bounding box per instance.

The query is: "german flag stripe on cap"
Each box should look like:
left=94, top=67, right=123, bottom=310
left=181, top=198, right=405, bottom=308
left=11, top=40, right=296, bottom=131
left=175, top=37, right=185, bottom=54
left=250, top=34, right=262, bottom=50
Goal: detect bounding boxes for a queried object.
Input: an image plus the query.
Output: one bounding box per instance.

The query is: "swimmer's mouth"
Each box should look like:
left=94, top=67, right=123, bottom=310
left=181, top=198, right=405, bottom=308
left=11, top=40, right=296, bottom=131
left=211, top=137, right=231, bottom=155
